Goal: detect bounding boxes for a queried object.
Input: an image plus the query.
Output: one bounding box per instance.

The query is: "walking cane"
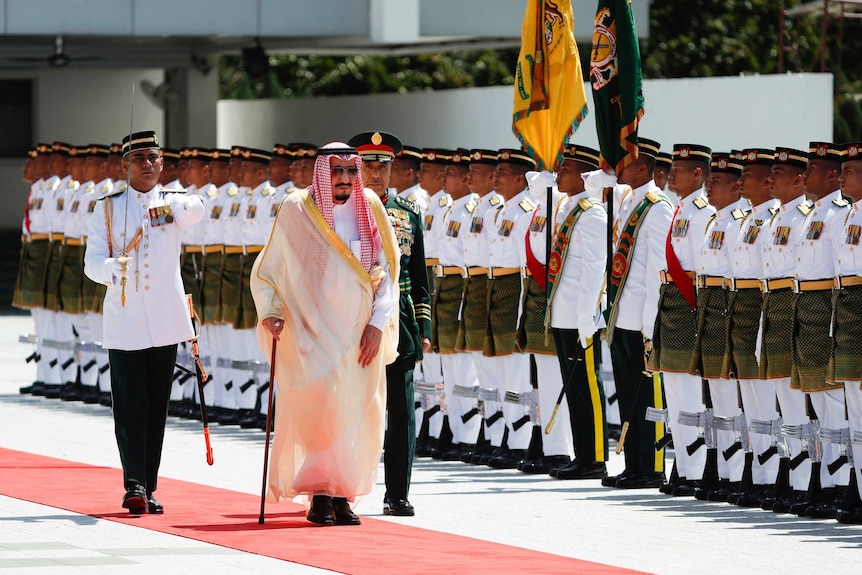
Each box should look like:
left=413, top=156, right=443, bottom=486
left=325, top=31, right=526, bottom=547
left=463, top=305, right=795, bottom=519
left=258, top=337, right=277, bottom=525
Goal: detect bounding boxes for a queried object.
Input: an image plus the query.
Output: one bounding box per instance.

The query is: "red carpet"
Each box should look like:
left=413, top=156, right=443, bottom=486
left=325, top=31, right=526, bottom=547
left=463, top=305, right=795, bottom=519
left=0, top=448, right=650, bottom=575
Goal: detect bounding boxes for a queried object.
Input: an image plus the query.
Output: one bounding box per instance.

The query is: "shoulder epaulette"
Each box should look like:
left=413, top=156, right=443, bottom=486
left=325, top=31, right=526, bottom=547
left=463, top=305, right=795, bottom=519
left=578, top=197, right=597, bottom=211
left=206, top=186, right=218, bottom=198
left=489, top=195, right=502, bottom=206
left=286, top=186, right=296, bottom=195
left=98, top=186, right=126, bottom=200
left=261, top=186, right=275, bottom=197
left=465, top=201, right=477, bottom=214
left=797, top=202, right=812, bottom=216
left=407, top=193, right=418, bottom=203
left=226, top=186, right=239, bottom=197
left=84, top=184, right=94, bottom=194
left=67, top=180, right=78, bottom=190
left=245, top=188, right=253, bottom=197
left=731, top=208, right=747, bottom=220
left=768, top=206, right=779, bottom=216
left=645, top=190, right=662, bottom=204
left=693, top=196, right=709, bottom=209
left=101, top=183, right=111, bottom=194
left=519, top=198, right=536, bottom=213
left=438, top=195, right=451, bottom=208
left=833, top=197, right=850, bottom=207
left=394, top=195, right=420, bottom=215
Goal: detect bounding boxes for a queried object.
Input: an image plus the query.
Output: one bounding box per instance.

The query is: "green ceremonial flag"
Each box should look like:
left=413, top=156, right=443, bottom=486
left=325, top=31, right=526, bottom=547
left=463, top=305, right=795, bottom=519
left=590, top=0, right=644, bottom=174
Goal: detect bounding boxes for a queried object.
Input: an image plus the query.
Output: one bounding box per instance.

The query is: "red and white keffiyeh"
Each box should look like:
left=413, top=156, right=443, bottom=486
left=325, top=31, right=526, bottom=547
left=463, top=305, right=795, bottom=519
left=308, top=142, right=382, bottom=272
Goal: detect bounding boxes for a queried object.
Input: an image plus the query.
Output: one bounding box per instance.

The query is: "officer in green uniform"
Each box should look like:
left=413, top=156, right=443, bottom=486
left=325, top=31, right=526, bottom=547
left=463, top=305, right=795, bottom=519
left=348, top=131, right=431, bottom=517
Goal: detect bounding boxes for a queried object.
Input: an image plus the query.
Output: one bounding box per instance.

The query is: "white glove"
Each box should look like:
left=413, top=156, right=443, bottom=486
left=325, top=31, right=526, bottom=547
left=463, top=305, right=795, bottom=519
left=582, top=169, right=618, bottom=200
left=108, top=257, right=125, bottom=286
left=578, top=322, right=594, bottom=349
left=526, top=170, right=558, bottom=201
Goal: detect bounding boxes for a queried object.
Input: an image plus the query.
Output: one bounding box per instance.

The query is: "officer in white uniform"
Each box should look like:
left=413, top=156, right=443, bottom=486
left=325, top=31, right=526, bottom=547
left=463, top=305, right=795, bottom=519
left=84, top=130, right=203, bottom=515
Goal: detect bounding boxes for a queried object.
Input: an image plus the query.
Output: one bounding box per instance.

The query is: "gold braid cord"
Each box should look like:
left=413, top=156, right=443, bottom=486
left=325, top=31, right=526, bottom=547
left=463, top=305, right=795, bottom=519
left=104, top=197, right=143, bottom=298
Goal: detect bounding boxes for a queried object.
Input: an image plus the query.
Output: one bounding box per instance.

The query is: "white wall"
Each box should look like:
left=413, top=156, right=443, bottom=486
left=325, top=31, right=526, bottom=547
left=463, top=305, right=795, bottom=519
left=0, top=68, right=164, bottom=231
left=218, top=73, right=833, bottom=155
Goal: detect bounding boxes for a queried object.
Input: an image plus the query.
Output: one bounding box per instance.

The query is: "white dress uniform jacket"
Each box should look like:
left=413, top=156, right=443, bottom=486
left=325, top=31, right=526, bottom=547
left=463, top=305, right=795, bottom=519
left=84, top=184, right=204, bottom=350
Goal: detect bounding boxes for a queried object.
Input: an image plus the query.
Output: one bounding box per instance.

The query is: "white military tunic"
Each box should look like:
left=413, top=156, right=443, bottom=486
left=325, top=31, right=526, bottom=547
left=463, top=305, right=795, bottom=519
left=84, top=184, right=204, bottom=350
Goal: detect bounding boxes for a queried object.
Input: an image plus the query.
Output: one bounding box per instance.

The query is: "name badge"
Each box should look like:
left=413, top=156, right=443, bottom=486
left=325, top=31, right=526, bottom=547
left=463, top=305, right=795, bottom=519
left=773, top=226, right=790, bottom=246
left=148, top=205, right=174, bottom=226
left=806, top=221, right=823, bottom=240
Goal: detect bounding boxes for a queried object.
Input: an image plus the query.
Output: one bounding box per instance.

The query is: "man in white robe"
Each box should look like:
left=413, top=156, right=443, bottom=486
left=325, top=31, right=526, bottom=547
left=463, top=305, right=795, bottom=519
left=251, top=142, right=399, bottom=526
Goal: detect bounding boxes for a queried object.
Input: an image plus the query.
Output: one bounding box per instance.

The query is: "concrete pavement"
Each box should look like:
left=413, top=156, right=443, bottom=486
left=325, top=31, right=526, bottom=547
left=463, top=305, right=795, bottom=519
left=1, top=315, right=861, bottom=574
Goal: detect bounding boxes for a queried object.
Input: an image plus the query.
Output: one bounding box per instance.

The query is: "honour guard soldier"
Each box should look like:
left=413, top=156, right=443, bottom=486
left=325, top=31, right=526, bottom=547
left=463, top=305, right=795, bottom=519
left=417, top=149, right=450, bottom=457
left=790, top=142, right=851, bottom=518
left=484, top=149, right=538, bottom=469
left=725, top=148, right=780, bottom=506
left=519, top=168, right=575, bottom=474
left=457, top=149, right=505, bottom=463
left=349, top=130, right=431, bottom=517
left=690, top=153, right=746, bottom=500
left=434, top=149, right=482, bottom=461
left=15, top=144, right=54, bottom=396
left=759, top=147, right=811, bottom=511
left=603, top=138, right=673, bottom=489
left=545, top=145, right=608, bottom=480
left=43, top=142, right=77, bottom=399
left=84, top=130, right=204, bottom=514
left=832, top=142, right=862, bottom=524
left=649, top=144, right=715, bottom=496
left=235, top=148, right=275, bottom=429
left=201, top=149, right=239, bottom=424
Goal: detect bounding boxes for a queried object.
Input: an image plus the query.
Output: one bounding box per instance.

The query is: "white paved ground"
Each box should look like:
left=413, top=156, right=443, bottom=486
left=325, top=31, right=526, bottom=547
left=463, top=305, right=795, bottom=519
left=1, top=315, right=861, bottom=574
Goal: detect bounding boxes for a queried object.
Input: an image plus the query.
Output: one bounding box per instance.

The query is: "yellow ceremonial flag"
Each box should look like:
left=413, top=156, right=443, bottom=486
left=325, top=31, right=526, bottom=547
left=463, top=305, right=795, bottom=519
left=512, top=0, right=589, bottom=171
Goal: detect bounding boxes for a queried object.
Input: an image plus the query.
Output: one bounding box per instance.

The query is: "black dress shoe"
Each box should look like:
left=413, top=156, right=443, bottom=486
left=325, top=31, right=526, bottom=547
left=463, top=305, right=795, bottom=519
left=806, top=487, right=844, bottom=519
left=521, top=455, right=571, bottom=474
left=441, top=445, right=465, bottom=462
left=307, top=495, right=335, bottom=525
left=217, top=409, right=241, bottom=426
left=555, top=461, right=607, bottom=480
left=707, top=482, right=740, bottom=503
left=772, top=490, right=808, bottom=514
left=601, top=470, right=636, bottom=488
left=837, top=502, right=862, bottom=524
left=616, top=472, right=666, bottom=489
left=671, top=480, right=699, bottom=497
left=44, top=384, right=63, bottom=399
left=122, top=484, right=148, bottom=514
left=332, top=497, right=360, bottom=525
left=487, top=449, right=526, bottom=470
left=147, top=494, right=164, bottom=514
left=383, top=498, right=415, bottom=517
left=99, top=392, right=113, bottom=406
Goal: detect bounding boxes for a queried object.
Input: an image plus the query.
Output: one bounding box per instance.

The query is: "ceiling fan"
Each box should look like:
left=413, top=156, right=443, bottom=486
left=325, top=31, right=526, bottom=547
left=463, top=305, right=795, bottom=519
left=5, top=35, right=101, bottom=68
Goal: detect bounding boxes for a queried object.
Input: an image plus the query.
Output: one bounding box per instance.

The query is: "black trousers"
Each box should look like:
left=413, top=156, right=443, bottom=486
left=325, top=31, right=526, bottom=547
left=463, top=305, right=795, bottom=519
left=384, top=357, right=416, bottom=500
left=552, top=328, right=609, bottom=464
left=108, top=344, right=178, bottom=493
left=610, top=328, right=664, bottom=475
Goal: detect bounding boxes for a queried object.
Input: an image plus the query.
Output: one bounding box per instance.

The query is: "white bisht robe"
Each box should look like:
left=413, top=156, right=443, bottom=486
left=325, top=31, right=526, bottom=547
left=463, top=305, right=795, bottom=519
left=251, top=188, right=399, bottom=502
